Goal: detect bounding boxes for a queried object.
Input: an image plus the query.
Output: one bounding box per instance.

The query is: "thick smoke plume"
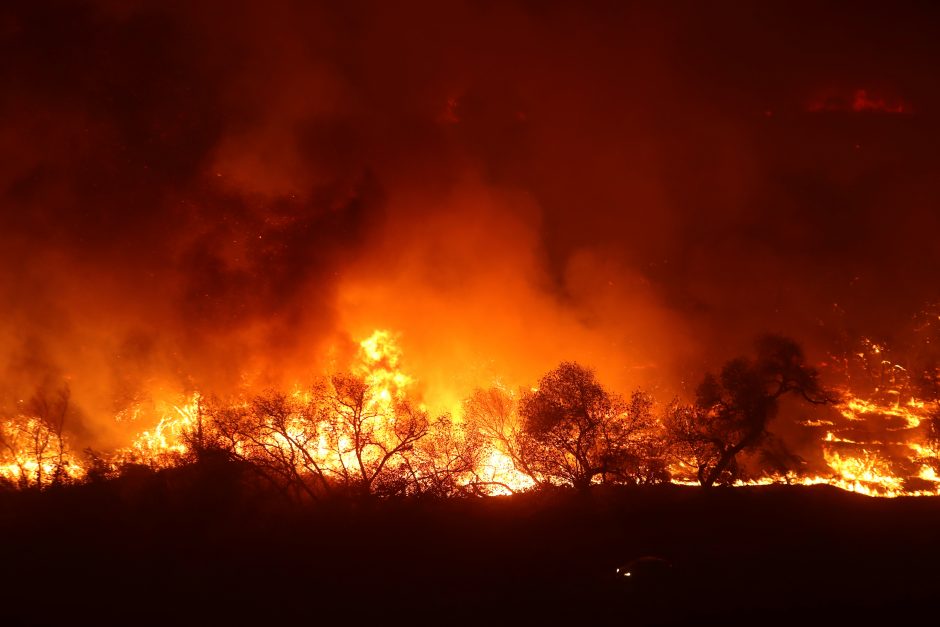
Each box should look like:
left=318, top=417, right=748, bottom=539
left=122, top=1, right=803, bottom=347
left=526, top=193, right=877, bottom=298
left=2, top=1, right=940, bottom=448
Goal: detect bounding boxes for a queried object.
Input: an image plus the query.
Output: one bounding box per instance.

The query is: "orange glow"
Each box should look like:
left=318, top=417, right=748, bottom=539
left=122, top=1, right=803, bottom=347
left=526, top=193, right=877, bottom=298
left=2, top=328, right=939, bottom=497
left=1, top=416, right=83, bottom=488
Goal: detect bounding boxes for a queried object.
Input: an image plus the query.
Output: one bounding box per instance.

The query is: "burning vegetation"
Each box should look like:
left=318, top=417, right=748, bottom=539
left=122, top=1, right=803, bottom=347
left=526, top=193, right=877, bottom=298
left=5, top=326, right=940, bottom=499
left=2, top=4, right=940, bottom=501
left=6, top=3, right=940, bottom=624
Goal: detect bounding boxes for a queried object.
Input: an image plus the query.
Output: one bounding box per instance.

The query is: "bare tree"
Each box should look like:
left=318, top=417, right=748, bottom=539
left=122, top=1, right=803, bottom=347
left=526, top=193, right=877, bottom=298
left=327, top=374, right=429, bottom=496
left=403, top=415, right=487, bottom=497
left=0, top=385, right=73, bottom=488
left=206, top=391, right=331, bottom=501
left=464, top=386, right=543, bottom=491
left=197, top=375, right=440, bottom=500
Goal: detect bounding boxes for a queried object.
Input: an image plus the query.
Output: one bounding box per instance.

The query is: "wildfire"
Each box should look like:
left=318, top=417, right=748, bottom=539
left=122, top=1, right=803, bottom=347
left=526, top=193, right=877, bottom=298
left=477, top=449, right=536, bottom=495
left=0, top=416, right=84, bottom=488
left=800, top=389, right=940, bottom=497
left=123, top=393, right=203, bottom=464
left=839, top=395, right=925, bottom=429
left=350, top=330, right=534, bottom=494
left=355, top=330, right=413, bottom=408
left=102, top=330, right=536, bottom=495
left=3, top=329, right=940, bottom=498
left=819, top=449, right=905, bottom=494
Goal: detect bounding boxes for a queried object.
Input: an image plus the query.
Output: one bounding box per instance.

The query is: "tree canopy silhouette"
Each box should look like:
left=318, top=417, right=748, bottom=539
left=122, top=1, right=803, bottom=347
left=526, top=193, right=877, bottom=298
left=668, top=335, right=833, bottom=487
left=516, top=362, right=664, bottom=489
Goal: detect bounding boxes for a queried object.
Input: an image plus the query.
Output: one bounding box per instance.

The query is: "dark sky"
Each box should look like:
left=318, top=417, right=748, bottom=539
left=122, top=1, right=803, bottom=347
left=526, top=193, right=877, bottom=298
left=2, top=0, right=940, bottom=439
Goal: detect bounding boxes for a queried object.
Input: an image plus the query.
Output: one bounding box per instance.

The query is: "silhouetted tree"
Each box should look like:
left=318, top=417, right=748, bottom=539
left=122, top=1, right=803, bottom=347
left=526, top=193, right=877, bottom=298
left=0, top=385, right=73, bottom=488
left=602, top=391, right=671, bottom=485
left=464, top=386, right=543, bottom=491
left=466, top=369, right=668, bottom=491
left=663, top=400, right=720, bottom=483
left=327, top=374, right=430, bottom=496
left=206, top=391, right=330, bottom=501
left=518, top=362, right=663, bottom=490
left=669, top=335, right=833, bottom=487
left=406, top=416, right=486, bottom=497
left=200, top=375, right=451, bottom=499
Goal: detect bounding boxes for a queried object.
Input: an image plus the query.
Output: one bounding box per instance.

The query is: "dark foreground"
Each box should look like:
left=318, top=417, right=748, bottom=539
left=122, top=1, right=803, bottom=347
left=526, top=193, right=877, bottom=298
left=2, top=467, right=938, bottom=626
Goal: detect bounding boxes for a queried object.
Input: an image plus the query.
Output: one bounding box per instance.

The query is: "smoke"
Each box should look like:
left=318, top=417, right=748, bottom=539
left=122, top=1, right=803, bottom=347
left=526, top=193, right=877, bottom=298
left=2, top=0, right=940, bottom=446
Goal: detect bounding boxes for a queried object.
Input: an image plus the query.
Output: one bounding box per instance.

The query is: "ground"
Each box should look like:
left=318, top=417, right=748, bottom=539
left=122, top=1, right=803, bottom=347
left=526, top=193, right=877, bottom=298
left=1, top=466, right=937, bottom=625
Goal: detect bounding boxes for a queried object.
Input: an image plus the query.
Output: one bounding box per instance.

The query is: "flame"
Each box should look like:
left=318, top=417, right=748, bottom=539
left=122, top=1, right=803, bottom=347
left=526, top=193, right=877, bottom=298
left=801, top=389, right=940, bottom=496
left=105, top=330, right=535, bottom=495
left=839, top=395, right=924, bottom=429
left=121, top=393, right=203, bottom=465
left=355, top=329, right=413, bottom=409
left=4, top=328, right=940, bottom=498
left=0, top=416, right=83, bottom=487
left=819, top=449, right=905, bottom=495
left=477, top=448, right=535, bottom=495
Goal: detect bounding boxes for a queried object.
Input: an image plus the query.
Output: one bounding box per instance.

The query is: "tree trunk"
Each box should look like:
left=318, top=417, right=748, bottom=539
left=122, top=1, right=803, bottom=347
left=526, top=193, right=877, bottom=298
left=702, top=434, right=757, bottom=487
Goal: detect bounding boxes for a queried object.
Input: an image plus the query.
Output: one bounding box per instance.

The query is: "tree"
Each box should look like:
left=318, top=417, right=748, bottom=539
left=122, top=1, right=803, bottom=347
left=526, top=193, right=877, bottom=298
left=519, top=362, right=625, bottom=490
left=663, top=400, right=720, bottom=484
left=406, top=416, right=487, bottom=497
left=195, top=375, right=448, bottom=500
left=0, top=385, right=73, bottom=488
left=670, top=335, right=833, bottom=487
left=327, top=373, right=430, bottom=496
left=602, top=391, right=671, bottom=486
left=207, top=390, right=331, bottom=501
left=464, top=386, right=542, bottom=491
left=465, top=366, right=669, bottom=491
